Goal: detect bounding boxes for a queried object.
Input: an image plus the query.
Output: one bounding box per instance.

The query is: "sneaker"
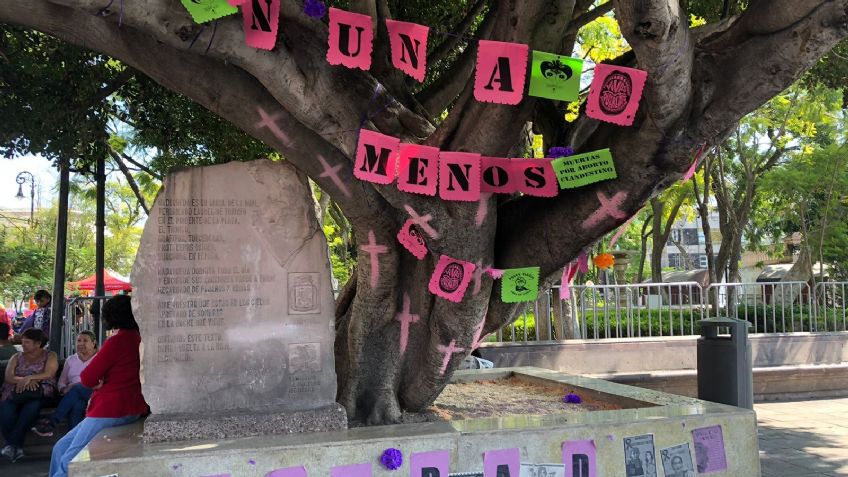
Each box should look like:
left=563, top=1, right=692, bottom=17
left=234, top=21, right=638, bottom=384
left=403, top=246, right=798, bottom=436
left=11, top=447, right=24, bottom=463
left=0, top=445, right=13, bottom=460
left=32, top=420, right=55, bottom=437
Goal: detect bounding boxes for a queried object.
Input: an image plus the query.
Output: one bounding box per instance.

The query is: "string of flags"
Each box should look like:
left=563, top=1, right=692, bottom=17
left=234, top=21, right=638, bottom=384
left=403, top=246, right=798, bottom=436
left=181, top=1, right=648, bottom=126
left=177, top=1, right=652, bottom=305
left=354, top=129, right=617, bottom=201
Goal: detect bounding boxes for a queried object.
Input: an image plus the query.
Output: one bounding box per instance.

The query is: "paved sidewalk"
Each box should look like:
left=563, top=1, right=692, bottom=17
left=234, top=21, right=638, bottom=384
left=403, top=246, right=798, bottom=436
left=757, top=398, right=848, bottom=476
left=2, top=398, right=847, bottom=476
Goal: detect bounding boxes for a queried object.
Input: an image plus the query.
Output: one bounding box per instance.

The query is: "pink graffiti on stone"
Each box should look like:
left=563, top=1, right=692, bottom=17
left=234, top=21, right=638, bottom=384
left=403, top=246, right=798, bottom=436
left=317, top=154, right=352, bottom=198
left=475, top=192, right=492, bottom=227
left=471, top=319, right=491, bottom=350
left=255, top=107, right=292, bottom=147
left=359, top=230, right=388, bottom=289
left=404, top=205, right=440, bottom=239
left=395, top=293, right=420, bottom=355
left=582, top=191, right=628, bottom=229
left=471, top=260, right=487, bottom=296
left=436, top=340, right=465, bottom=376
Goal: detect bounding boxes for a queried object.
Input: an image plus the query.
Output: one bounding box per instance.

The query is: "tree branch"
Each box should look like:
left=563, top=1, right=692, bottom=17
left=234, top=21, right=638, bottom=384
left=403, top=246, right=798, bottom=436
left=426, top=0, right=488, bottom=66
left=415, top=8, right=496, bottom=117
left=565, top=1, right=614, bottom=36
left=108, top=146, right=149, bottom=215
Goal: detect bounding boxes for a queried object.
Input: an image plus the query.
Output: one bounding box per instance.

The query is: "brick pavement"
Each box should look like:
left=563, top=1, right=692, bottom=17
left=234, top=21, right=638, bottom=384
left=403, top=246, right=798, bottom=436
left=1, top=398, right=847, bottom=476
left=757, top=398, right=848, bottom=476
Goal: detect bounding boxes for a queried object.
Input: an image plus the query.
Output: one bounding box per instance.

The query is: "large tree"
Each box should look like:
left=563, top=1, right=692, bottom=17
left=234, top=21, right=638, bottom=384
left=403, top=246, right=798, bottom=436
left=2, top=0, right=846, bottom=424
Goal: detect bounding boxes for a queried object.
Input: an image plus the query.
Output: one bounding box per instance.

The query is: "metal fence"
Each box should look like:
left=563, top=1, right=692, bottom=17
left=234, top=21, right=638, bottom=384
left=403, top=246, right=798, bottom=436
left=497, top=281, right=848, bottom=343
left=61, top=296, right=109, bottom=359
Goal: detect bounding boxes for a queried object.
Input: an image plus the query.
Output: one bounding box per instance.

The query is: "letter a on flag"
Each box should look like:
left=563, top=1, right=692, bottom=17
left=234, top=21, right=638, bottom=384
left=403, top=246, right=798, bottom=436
left=242, top=0, right=280, bottom=50
left=386, top=19, right=429, bottom=82
left=327, top=8, right=374, bottom=71
left=474, top=40, right=529, bottom=105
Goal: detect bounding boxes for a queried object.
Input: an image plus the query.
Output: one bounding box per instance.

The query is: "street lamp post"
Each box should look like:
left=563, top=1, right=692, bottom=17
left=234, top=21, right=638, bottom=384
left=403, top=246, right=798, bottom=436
left=15, top=171, right=36, bottom=224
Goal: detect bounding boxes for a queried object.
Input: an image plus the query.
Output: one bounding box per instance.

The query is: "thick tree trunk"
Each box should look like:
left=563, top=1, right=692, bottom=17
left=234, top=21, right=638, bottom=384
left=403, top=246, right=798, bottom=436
left=2, top=0, right=847, bottom=424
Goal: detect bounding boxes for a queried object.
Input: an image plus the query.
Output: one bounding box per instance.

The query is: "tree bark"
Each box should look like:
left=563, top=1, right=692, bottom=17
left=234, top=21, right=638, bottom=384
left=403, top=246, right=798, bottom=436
left=3, top=0, right=847, bottom=424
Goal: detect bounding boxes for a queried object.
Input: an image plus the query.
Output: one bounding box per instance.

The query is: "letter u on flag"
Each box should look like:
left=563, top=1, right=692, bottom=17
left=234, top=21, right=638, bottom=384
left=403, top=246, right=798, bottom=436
left=327, top=8, right=374, bottom=70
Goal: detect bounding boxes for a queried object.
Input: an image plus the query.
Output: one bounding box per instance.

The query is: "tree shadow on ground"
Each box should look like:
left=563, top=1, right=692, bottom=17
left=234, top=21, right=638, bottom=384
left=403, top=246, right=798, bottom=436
left=758, top=412, right=848, bottom=476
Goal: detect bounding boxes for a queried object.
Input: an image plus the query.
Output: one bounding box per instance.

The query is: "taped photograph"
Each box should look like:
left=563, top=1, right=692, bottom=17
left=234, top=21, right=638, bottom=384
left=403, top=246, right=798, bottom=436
left=623, top=434, right=658, bottom=477
left=661, top=443, right=696, bottom=477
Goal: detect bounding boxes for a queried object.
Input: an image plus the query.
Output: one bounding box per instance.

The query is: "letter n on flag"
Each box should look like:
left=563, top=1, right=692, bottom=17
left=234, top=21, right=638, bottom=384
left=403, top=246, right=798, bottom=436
left=474, top=40, right=529, bottom=105
left=354, top=129, right=400, bottom=185
left=242, top=0, right=280, bottom=50
left=327, top=8, right=374, bottom=71
left=386, top=19, right=429, bottom=82
left=439, top=151, right=481, bottom=201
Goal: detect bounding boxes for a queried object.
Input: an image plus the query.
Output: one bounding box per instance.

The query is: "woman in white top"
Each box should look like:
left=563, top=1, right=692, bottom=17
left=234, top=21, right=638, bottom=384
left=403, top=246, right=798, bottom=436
left=33, top=331, right=97, bottom=436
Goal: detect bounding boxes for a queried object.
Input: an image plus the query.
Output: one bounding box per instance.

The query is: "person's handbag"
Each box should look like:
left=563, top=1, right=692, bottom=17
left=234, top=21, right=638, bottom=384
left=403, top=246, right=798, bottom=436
left=11, top=384, right=43, bottom=404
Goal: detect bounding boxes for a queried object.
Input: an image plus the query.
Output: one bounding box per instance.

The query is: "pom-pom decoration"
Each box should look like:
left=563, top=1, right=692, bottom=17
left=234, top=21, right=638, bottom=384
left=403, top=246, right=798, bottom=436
left=593, top=253, right=615, bottom=270
left=380, top=448, right=403, bottom=470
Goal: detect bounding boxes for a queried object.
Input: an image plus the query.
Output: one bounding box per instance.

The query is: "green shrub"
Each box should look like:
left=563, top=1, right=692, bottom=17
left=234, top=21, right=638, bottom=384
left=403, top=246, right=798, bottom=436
left=497, top=303, right=846, bottom=341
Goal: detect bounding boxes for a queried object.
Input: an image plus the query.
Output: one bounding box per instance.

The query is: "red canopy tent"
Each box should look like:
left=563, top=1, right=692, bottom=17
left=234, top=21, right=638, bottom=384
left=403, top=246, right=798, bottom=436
left=68, top=270, right=132, bottom=292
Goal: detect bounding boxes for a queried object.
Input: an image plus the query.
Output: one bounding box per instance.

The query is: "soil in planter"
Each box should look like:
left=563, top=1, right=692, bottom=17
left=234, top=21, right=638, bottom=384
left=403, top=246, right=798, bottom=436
left=396, top=377, right=623, bottom=425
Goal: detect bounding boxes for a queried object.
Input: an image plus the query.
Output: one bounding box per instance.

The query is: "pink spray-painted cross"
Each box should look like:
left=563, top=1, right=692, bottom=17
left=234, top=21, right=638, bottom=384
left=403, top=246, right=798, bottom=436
left=404, top=205, right=440, bottom=239
left=394, top=293, right=420, bottom=355
left=255, top=107, right=292, bottom=147
left=475, top=192, right=493, bottom=228
left=582, top=191, right=628, bottom=229
left=436, top=340, right=466, bottom=376
left=359, top=230, right=388, bottom=289
left=471, top=260, right=492, bottom=296
left=316, top=154, right=352, bottom=198
left=471, top=318, right=488, bottom=350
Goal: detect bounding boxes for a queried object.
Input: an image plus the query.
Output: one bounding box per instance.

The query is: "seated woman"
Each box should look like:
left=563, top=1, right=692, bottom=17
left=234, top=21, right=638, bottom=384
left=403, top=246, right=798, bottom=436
left=33, top=331, right=98, bottom=436
left=49, top=295, right=148, bottom=477
left=0, top=328, right=58, bottom=463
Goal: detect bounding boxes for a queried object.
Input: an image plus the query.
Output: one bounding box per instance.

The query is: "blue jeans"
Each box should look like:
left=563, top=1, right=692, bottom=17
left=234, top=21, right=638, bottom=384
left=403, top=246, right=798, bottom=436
left=51, top=385, right=93, bottom=429
left=49, top=415, right=139, bottom=477
left=0, top=397, right=43, bottom=447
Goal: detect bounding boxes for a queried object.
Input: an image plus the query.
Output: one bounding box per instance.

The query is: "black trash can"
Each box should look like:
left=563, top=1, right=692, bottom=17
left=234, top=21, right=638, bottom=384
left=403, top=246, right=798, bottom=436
left=697, top=317, right=754, bottom=409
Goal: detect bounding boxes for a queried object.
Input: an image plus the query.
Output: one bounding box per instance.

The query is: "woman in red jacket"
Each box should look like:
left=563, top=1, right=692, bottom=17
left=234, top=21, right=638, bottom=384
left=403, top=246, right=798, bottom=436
left=49, top=295, right=148, bottom=477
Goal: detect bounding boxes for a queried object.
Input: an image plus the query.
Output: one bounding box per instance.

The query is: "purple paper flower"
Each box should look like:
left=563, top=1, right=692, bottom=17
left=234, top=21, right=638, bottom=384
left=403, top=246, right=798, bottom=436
left=563, top=392, right=582, bottom=404
left=547, top=146, right=574, bottom=158
left=380, top=448, right=403, bottom=470
left=303, top=0, right=326, bottom=18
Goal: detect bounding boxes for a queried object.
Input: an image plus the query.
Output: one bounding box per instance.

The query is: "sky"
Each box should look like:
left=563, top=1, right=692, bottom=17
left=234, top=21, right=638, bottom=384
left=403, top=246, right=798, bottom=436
left=0, top=155, right=60, bottom=211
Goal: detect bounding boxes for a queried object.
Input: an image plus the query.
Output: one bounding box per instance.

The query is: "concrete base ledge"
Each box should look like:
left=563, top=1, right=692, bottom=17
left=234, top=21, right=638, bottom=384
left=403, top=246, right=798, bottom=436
left=591, top=364, right=848, bottom=402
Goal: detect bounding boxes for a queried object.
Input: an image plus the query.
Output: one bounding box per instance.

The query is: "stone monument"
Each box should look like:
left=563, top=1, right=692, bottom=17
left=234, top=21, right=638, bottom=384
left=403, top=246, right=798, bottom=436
left=132, top=159, right=346, bottom=442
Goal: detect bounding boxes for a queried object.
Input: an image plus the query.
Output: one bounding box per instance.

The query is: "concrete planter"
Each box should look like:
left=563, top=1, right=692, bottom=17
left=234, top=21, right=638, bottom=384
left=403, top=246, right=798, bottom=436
left=70, top=367, right=760, bottom=477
